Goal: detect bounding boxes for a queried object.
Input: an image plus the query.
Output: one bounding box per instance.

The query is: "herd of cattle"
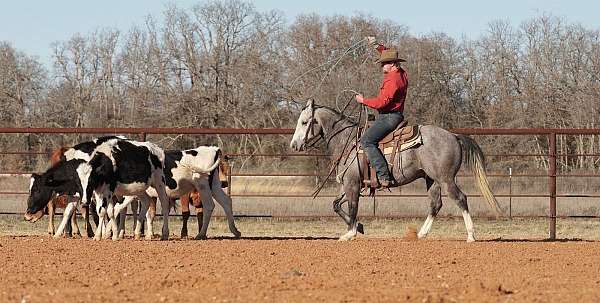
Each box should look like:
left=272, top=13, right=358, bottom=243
left=23, top=135, right=241, bottom=241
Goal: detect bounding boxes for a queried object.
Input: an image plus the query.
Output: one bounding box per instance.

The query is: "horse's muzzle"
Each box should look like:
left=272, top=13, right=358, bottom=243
left=290, top=140, right=305, bottom=152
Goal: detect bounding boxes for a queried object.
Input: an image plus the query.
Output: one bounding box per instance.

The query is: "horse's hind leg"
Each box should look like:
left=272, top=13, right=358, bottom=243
left=445, top=182, right=475, bottom=242
left=418, top=177, right=442, bottom=239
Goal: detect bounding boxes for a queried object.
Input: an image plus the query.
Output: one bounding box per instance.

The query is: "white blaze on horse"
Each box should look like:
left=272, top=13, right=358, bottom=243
left=290, top=99, right=502, bottom=242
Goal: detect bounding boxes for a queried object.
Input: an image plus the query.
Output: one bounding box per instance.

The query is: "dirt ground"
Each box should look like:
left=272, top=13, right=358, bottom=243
left=2, top=232, right=600, bottom=303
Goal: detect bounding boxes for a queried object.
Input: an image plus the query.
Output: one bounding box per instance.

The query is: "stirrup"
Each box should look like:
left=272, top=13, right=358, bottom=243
left=378, top=179, right=398, bottom=189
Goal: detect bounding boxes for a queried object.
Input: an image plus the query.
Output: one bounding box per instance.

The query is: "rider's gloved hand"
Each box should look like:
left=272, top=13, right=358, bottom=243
left=365, top=36, right=378, bottom=47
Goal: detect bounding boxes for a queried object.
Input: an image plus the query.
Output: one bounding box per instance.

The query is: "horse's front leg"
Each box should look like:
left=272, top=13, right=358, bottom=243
left=336, top=181, right=363, bottom=241
left=338, top=195, right=360, bottom=241
left=332, top=192, right=351, bottom=224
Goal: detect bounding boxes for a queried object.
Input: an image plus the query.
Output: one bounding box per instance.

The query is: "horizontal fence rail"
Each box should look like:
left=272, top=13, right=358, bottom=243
left=2, top=127, right=600, bottom=240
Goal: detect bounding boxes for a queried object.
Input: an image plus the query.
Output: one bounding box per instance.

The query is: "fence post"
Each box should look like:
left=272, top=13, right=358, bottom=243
left=227, top=160, right=232, bottom=197
left=548, top=133, right=557, bottom=240
left=508, top=167, right=512, bottom=220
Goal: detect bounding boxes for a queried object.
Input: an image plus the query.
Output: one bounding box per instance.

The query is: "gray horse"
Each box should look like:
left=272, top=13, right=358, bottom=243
left=290, top=100, right=502, bottom=242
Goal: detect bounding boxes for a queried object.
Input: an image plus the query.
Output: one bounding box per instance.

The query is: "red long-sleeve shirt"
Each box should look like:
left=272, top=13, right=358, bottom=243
left=362, top=44, right=408, bottom=113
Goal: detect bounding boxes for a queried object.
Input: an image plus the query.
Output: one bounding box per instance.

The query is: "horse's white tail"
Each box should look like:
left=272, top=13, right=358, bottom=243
left=456, top=135, right=503, bottom=217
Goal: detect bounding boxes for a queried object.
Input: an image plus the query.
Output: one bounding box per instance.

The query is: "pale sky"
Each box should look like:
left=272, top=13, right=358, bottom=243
left=1, top=0, right=598, bottom=68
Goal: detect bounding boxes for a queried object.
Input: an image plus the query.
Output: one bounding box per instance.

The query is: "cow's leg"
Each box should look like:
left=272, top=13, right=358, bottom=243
left=180, top=194, right=191, bottom=239
left=196, top=209, right=203, bottom=237
left=130, top=198, right=139, bottom=237
left=195, top=178, right=215, bottom=240
left=105, top=195, right=120, bottom=240
left=94, top=195, right=107, bottom=241
left=70, top=207, right=81, bottom=238
left=90, top=201, right=100, bottom=227
left=191, top=193, right=204, bottom=239
left=81, top=204, right=94, bottom=238
left=146, top=198, right=156, bottom=239
left=134, top=194, right=153, bottom=241
left=117, top=207, right=126, bottom=240
left=210, top=175, right=240, bottom=238
left=47, top=200, right=55, bottom=236
left=116, top=196, right=135, bottom=240
left=152, top=172, right=171, bottom=241
left=134, top=196, right=149, bottom=240
left=54, top=202, right=76, bottom=239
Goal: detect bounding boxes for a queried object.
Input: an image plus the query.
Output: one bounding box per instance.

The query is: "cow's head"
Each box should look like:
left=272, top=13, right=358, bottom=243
left=24, top=173, right=58, bottom=222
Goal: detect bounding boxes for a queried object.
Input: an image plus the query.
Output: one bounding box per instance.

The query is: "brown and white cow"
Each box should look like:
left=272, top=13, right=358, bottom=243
left=180, top=156, right=230, bottom=239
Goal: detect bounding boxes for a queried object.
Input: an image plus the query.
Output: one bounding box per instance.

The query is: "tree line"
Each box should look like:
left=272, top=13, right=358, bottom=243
left=0, top=0, right=599, bottom=172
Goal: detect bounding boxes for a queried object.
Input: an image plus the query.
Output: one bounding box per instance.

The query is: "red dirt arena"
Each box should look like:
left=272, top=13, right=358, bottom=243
left=2, top=227, right=600, bottom=303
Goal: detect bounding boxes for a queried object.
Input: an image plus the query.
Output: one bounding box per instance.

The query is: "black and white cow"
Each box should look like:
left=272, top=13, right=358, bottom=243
left=115, top=146, right=241, bottom=240
left=78, top=138, right=172, bottom=241
left=24, top=136, right=127, bottom=238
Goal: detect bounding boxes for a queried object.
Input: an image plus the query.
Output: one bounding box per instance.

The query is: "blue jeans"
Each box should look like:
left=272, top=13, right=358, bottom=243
left=360, top=112, right=404, bottom=181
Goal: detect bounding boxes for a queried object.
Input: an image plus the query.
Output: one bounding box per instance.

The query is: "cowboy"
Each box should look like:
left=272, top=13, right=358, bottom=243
left=355, top=37, right=409, bottom=188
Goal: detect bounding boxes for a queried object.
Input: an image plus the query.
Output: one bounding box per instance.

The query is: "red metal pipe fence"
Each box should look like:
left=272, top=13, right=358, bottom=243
left=1, top=127, right=600, bottom=240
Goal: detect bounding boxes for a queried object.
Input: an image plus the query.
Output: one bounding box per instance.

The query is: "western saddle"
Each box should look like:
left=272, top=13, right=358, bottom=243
left=359, top=121, right=422, bottom=189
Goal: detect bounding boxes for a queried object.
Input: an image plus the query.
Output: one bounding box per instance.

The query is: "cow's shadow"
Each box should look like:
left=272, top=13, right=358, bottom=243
left=192, top=236, right=338, bottom=241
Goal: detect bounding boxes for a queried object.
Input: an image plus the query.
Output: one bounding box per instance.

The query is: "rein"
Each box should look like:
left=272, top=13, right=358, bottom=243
left=310, top=99, right=365, bottom=198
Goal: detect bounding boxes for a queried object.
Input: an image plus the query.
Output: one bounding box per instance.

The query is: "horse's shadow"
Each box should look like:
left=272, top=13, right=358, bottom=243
left=481, top=237, right=597, bottom=243
left=204, top=236, right=338, bottom=241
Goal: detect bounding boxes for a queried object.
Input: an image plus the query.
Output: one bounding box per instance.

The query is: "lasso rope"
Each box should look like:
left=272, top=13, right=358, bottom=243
left=288, top=37, right=372, bottom=104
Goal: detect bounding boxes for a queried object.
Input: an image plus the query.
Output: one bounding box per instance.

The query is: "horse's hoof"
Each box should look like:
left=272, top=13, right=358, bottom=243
left=232, top=230, right=241, bottom=238
left=145, top=234, right=153, bottom=241
left=357, top=223, right=364, bottom=234
left=52, top=234, right=61, bottom=240
left=195, top=234, right=207, bottom=240
left=160, top=235, right=169, bottom=241
left=134, top=234, right=141, bottom=240
left=338, top=235, right=353, bottom=241
left=93, top=236, right=101, bottom=241
left=467, top=237, right=476, bottom=243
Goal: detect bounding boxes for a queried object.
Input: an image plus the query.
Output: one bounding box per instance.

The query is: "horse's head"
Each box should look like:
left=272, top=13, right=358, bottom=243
left=290, top=99, right=324, bottom=151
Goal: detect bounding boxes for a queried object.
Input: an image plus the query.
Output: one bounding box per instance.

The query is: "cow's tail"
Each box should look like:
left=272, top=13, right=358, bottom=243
left=456, top=134, right=503, bottom=217
left=208, top=149, right=222, bottom=190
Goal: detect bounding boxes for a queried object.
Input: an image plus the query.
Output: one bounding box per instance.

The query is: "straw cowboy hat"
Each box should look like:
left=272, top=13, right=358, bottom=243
left=375, top=48, right=406, bottom=64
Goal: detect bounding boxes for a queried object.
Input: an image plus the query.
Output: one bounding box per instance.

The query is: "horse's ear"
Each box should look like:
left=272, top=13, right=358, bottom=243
left=306, top=98, right=314, bottom=109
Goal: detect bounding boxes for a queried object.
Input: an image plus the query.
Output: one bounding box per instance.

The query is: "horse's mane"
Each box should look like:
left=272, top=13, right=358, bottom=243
left=305, top=103, right=358, bottom=126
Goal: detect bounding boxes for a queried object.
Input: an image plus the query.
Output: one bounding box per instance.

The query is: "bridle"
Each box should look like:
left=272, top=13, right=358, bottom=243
left=302, top=105, right=362, bottom=198
left=301, top=106, right=324, bottom=149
